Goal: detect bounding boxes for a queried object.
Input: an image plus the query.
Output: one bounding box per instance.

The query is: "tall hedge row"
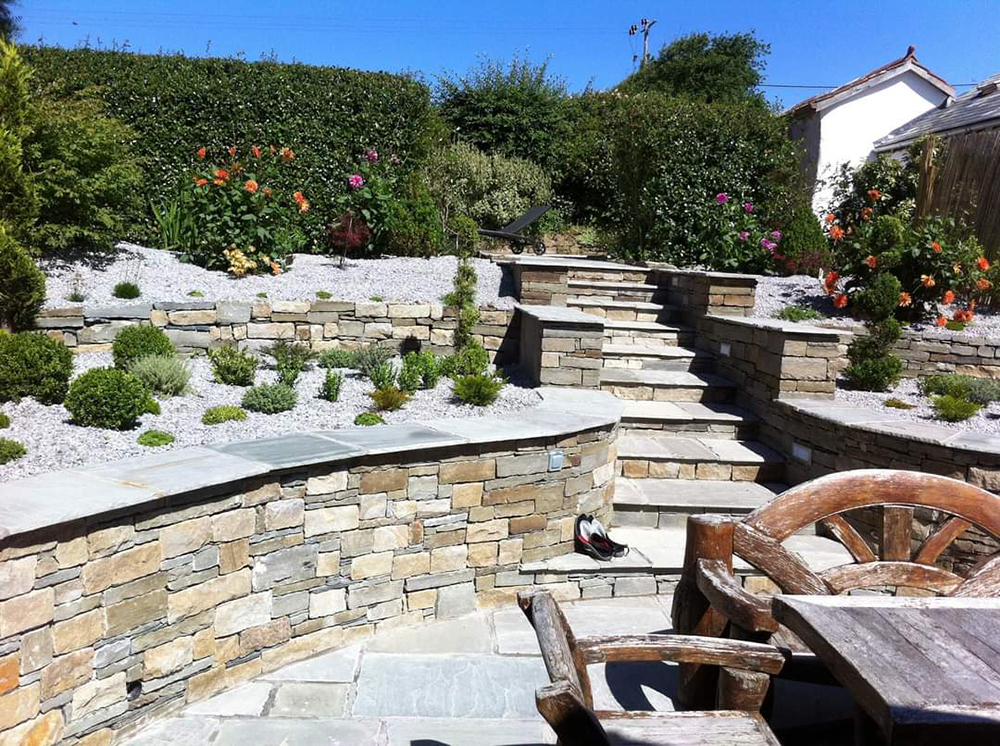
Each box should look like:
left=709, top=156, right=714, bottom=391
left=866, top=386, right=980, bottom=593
left=19, top=46, right=436, bottom=243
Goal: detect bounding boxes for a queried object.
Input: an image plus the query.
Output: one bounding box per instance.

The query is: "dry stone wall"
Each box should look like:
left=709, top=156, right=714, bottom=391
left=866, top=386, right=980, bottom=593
left=0, top=392, right=619, bottom=744
left=517, top=306, right=604, bottom=388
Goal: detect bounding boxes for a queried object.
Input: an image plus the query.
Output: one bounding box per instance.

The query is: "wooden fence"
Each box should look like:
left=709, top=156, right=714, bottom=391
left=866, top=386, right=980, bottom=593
left=931, top=127, right=1000, bottom=259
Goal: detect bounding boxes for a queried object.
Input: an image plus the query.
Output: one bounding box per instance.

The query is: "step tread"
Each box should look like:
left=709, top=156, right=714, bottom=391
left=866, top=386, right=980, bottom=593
left=602, top=369, right=735, bottom=388
left=615, top=478, right=778, bottom=511
left=521, top=527, right=853, bottom=575
left=620, top=401, right=758, bottom=423
left=618, top=435, right=784, bottom=464
left=603, top=344, right=707, bottom=359
left=569, top=298, right=673, bottom=311
left=567, top=279, right=660, bottom=291
left=603, top=320, right=693, bottom=333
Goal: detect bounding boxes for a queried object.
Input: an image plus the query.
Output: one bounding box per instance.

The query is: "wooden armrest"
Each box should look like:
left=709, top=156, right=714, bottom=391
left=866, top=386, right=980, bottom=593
left=696, top=558, right=779, bottom=633
left=576, top=633, right=784, bottom=675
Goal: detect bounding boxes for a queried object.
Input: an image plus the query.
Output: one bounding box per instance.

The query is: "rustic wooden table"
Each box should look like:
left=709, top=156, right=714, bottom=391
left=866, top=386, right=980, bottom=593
left=772, top=595, right=1000, bottom=746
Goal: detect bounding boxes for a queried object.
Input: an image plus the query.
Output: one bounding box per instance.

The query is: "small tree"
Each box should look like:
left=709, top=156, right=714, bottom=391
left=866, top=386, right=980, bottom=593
left=844, top=273, right=904, bottom=392
left=0, top=224, right=43, bottom=331
left=0, top=40, right=38, bottom=240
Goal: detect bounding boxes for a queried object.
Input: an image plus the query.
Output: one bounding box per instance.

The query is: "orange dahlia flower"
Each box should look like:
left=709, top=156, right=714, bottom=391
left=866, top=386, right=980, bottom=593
left=245, top=179, right=258, bottom=194
left=936, top=316, right=948, bottom=327
left=867, top=188, right=881, bottom=200
left=978, top=257, right=991, bottom=271
left=194, top=177, right=208, bottom=187
left=829, top=225, right=844, bottom=241
left=979, top=278, right=992, bottom=291
left=197, top=147, right=206, bottom=159
left=865, top=255, right=877, bottom=268
left=825, top=213, right=836, bottom=224
left=251, top=145, right=261, bottom=158
left=921, top=275, right=935, bottom=288
left=833, top=293, right=848, bottom=309
left=214, top=169, right=230, bottom=181
left=898, top=292, right=912, bottom=307
left=942, top=290, right=956, bottom=304
left=932, top=241, right=942, bottom=253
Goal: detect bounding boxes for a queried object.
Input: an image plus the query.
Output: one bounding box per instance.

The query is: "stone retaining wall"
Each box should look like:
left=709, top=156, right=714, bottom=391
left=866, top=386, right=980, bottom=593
left=650, top=267, right=758, bottom=322
left=517, top=306, right=604, bottom=388
left=0, top=390, right=620, bottom=744
left=37, top=301, right=518, bottom=363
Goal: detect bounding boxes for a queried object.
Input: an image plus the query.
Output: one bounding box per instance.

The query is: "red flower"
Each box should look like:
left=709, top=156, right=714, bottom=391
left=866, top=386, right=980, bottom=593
left=942, top=290, right=956, bottom=305
left=245, top=179, right=258, bottom=194
left=978, top=257, right=991, bottom=271
left=214, top=169, right=230, bottom=181
left=197, top=147, right=206, bottom=159
left=825, top=213, right=836, bottom=224
left=834, top=293, right=848, bottom=309
left=228, top=146, right=237, bottom=158
left=194, top=177, right=208, bottom=187
left=898, top=292, right=912, bottom=307
left=979, top=278, right=992, bottom=291
left=867, top=188, right=882, bottom=201
left=293, top=191, right=306, bottom=204
left=860, top=207, right=873, bottom=221
left=936, top=316, right=948, bottom=327
left=829, top=225, right=844, bottom=241
left=251, top=145, right=262, bottom=158
left=932, top=241, right=942, bottom=253
left=865, top=255, right=877, bottom=268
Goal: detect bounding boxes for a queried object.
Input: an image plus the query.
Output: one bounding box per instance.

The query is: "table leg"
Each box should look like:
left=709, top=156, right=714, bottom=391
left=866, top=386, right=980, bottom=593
left=853, top=703, right=886, bottom=746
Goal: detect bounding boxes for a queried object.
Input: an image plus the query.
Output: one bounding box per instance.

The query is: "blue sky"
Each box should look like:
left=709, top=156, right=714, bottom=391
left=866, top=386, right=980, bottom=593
left=18, top=1, right=1000, bottom=107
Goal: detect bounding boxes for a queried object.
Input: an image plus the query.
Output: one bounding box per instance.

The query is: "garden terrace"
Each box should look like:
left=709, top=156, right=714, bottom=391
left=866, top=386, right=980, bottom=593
left=0, top=388, right=619, bottom=743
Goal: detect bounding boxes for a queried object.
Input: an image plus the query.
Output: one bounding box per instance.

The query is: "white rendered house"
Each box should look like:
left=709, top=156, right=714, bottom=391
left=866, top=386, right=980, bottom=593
left=786, top=46, right=954, bottom=215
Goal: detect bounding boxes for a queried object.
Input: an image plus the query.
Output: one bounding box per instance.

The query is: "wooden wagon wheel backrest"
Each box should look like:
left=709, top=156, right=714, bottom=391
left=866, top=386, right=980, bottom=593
left=736, top=470, right=1000, bottom=597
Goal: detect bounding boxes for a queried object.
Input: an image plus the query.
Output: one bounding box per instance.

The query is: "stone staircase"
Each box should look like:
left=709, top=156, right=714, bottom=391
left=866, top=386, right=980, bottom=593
left=516, top=263, right=850, bottom=597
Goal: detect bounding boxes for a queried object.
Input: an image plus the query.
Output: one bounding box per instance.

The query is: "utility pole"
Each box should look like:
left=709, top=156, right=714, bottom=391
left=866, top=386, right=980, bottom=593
left=629, top=18, right=657, bottom=68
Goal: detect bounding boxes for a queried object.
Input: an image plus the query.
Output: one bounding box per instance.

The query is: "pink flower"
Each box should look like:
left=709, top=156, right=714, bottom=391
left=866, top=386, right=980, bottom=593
left=348, top=174, right=365, bottom=190
left=716, top=192, right=729, bottom=205
left=743, top=202, right=753, bottom=213
left=366, top=149, right=379, bottom=163
left=771, top=230, right=782, bottom=240
left=739, top=231, right=749, bottom=242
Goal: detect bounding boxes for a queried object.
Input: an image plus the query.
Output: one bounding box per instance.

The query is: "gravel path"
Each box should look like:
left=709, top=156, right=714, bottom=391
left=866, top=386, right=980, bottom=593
left=0, top=354, right=541, bottom=482
left=40, top=243, right=514, bottom=309
left=835, top=377, right=1000, bottom=435
left=753, top=274, right=1000, bottom=340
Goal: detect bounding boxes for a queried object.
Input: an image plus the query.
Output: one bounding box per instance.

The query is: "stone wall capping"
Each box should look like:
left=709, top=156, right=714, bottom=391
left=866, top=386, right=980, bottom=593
left=84, top=303, right=154, bottom=319
left=500, top=256, right=650, bottom=274
left=707, top=314, right=850, bottom=341
left=150, top=301, right=217, bottom=311
left=515, top=303, right=604, bottom=327
left=0, top=389, right=619, bottom=545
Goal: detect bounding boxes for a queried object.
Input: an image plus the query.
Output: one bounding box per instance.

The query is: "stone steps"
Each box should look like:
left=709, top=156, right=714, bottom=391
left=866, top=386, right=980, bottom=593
left=600, top=369, right=735, bottom=403
left=602, top=319, right=695, bottom=347
left=619, top=401, right=759, bottom=439
left=569, top=298, right=679, bottom=323
left=612, top=478, right=783, bottom=528
left=617, top=434, right=786, bottom=482
left=566, top=279, right=664, bottom=303
left=518, top=526, right=853, bottom=597
left=603, top=344, right=715, bottom=372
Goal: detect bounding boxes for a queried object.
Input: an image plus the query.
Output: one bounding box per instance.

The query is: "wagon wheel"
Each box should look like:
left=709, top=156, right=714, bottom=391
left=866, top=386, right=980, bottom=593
left=533, top=239, right=547, bottom=256
left=511, top=242, right=524, bottom=255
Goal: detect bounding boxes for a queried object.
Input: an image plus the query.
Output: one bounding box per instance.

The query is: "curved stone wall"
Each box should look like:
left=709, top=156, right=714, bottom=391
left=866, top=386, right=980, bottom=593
left=0, top=389, right=620, bottom=744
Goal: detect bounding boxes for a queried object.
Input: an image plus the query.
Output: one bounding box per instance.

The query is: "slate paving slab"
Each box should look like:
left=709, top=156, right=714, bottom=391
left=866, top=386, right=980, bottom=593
left=185, top=682, right=272, bottom=717
left=384, top=717, right=552, bottom=746
left=260, top=645, right=361, bottom=683
left=211, top=433, right=362, bottom=469
left=212, top=717, right=382, bottom=745
left=351, top=653, right=548, bottom=719
left=365, top=616, right=493, bottom=654
left=122, top=716, right=221, bottom=745
left=269, top=682, right=350, bottom=718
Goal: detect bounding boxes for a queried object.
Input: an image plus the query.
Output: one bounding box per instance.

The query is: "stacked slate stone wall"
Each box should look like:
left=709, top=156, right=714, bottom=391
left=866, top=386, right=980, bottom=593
left=36, top=301, right=518, bottom=363
left=518, top=306, right=604, bottom=388
left=650, top=267, right=757, bottom=321
left=0, top=410, right=617, bottom=743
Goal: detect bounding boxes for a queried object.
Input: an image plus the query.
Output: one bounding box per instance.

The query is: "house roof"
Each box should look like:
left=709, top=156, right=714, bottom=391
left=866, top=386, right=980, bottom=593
left=874, top=72, right=1000, bottom=151
left=783, top=46, right=954, bottom=117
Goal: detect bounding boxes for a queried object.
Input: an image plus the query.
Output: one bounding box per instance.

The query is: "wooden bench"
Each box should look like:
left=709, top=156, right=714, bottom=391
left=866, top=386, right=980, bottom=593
left=671, top=469, right=1000, bottom=710
left=518, top=589, right=784, bottom=745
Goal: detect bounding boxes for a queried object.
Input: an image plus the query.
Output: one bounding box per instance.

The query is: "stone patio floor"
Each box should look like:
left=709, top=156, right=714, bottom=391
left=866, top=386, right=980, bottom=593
left=124, top=595, right=851, bottom=746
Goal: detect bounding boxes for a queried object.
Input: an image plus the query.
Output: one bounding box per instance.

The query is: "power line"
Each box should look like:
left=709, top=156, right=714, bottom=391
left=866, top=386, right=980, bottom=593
left=761, top=82, right=981, bottom=89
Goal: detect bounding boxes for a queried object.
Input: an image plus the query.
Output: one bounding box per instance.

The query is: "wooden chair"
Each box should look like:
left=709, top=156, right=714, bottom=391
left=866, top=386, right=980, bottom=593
left=671, top=468, right=1000, bottom=709
left=518, top=589, right=784, bottom=745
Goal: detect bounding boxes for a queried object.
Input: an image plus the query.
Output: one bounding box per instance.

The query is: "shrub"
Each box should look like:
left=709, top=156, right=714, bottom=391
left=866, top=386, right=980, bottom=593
left=207, top=345, right=258, bottom=386
left=112, top=326, right=175, bottom=370
left=843, top=274, right=905, bottom=392
left=0, top=436, right=25, bottom=464
left=445, top=258, right=480, bottom=349
left=919, top=374, right=1000, bottom=406
left=187, top=290, right=204, bottom=297
left=932, top=395, right=980, bottom=422
left=318, top=348, right=358, bottom=369
left=368, top=362, right=397, bottom=390
left=0, top=332, right=74, bottom=404
left=262, top=340, right=315, bottom=386
left=384, top=172, right=444, bottom=257
left=424, top=141, right=553, bottom=232
left=400, top=351, right=440, bottom=392
left=946, top=321, right=967, bottom=332
left=884, top=398, right=916, bottom=410
left=201, top=405, right=247, bottom=425
left=242, top=383, right=297, bottom=414
left=316, top=290, right=332, bottom=299
left=0, top=412, right=8, bottom=428
left=128, top=354, right=191, bottom=397
left=441, top=341, right=489, bottom=378
left=0, top=227, right=44, bottom=331
left=65, top=368, right=150, bottom=429
left=777, top=199, right=830, bottom=275
left=0, top=41, right=40, bottom=241
left=22, top=45, right=436, bottom=245
left=968, top=378, right=1000, bottom=406
left=355, top=411, right=384, bottom=426
left=775, top=305, right=824, bottom=322
left=138, top=429, right=175, bottom=447
left=113, top=281, right=141, bottom=299
left=453, top=372, right=505, bottom=406
left=370, top=385, right=409, bottom=411
left=21, top=89, right=143, bottom=255
left=354, top=345, right=395, bottom=379
left=397, top=356, right=422, bottom=394
left=319, top=371, right=343, bottom=402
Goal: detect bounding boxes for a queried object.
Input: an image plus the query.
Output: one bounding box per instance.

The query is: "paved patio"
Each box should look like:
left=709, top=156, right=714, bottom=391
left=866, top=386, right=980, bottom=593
left=124, top=595, right=851, bottom=745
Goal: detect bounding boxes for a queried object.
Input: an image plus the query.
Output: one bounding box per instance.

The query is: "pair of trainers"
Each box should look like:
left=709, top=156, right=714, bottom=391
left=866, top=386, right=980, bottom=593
left=574, top=514, right=629, bottom=561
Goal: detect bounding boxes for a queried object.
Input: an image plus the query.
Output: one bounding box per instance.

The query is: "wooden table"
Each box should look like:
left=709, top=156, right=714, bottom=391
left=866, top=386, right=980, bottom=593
left=772, top=595, right=1000, bottom=746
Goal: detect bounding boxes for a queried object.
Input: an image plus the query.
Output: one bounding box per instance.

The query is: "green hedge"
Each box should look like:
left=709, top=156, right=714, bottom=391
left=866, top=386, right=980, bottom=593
left=20, top=46, right=436, bottom=245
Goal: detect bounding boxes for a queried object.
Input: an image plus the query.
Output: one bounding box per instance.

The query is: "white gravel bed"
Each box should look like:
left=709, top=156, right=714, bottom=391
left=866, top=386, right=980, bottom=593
left=40, top=243, right=514, bottom=309
left=753, top=274, right=1000, bottom=340
left=0, top=353, right=541, bottom=482
left=835, top=377, right=1000, bottom=435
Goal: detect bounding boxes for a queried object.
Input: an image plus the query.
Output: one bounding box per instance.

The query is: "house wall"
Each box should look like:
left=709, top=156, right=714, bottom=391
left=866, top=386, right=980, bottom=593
left=810, top=73, right=948, bottom=213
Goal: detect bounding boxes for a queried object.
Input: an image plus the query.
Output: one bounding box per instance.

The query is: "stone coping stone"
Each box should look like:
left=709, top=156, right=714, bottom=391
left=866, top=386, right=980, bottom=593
left=504, top=256, right=651, bottom=273
left=779, top=398, right=1000, bottom=453
left=153, top=301, right=217, bottom=311
left=649, top=266, right=760, bottom=284
left=83, top=303, right=153, bottom=319
left=0, top=388, right=620, bottom=543
left=515, top=303, right=604, bottom=327
left=707, top=313, right=849, bottom=340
